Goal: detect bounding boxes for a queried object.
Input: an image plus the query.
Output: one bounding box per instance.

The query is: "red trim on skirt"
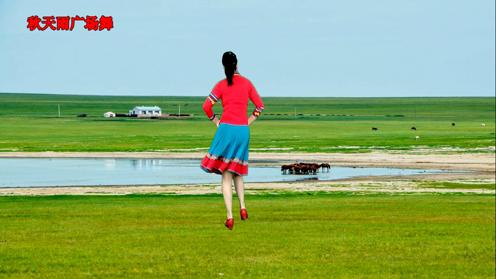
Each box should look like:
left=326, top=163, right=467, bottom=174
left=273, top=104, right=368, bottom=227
left=201, top=156, right=248, bottom=176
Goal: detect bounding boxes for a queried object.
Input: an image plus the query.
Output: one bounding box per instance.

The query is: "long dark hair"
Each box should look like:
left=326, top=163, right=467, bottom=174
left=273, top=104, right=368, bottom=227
left=222, top=51, right=237, bottom=86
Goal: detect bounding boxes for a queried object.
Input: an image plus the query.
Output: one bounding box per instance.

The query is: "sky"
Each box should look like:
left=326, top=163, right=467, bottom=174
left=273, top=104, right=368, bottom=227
left=0, top=0, right=494, bottom=97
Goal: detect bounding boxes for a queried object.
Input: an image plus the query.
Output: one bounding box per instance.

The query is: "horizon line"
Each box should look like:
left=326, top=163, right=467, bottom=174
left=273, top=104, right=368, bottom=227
left=0, top=92, right=494, bottom=98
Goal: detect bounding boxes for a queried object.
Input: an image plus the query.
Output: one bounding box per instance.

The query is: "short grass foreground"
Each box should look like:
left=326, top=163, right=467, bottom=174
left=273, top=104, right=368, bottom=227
left=0, top=193, right=494, bottom=278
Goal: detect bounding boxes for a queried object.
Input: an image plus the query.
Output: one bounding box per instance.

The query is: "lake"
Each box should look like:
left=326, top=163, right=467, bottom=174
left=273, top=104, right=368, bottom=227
left=0, top=158, right=444, bottom=188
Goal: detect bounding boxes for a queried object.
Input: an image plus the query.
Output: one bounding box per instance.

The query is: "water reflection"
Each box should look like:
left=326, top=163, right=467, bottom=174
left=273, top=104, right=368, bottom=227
left=0, top=158, right=445, bottom=188
left=103, top=159, right=116, bottom=169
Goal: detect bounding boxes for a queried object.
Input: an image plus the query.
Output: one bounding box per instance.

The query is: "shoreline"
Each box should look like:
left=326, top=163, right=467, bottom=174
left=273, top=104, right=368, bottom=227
left=0, top=173, right=493, bottom=196
left=0, top=151, right=494, bottom=196
left=0, top=151, right=494, bottom=171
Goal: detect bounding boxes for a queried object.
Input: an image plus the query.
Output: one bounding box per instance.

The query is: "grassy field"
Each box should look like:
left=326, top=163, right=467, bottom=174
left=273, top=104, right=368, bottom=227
left=0, top=93, right=494, bottom=152
left=0, top=192, right=494, bottom=278
left=419, top=181, right=496, bottom=190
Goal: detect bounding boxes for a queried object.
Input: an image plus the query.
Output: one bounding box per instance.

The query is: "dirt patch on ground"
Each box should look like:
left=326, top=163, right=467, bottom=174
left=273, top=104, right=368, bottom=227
left=0, top=173, right=493, bottom=196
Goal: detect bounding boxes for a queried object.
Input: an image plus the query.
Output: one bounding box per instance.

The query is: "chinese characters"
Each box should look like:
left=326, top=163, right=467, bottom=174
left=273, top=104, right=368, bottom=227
left=27, top=15, right=114, bottom=31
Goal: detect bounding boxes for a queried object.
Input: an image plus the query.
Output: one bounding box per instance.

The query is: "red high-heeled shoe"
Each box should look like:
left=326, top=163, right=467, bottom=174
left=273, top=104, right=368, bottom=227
left=224, top=218, right=234, bottom=230
left=240, top=208, right=249, bottom=220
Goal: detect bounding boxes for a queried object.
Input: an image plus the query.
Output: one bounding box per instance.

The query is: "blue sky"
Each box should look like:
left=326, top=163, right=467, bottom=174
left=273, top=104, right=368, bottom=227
left=0, top=0, right=494, bottom=97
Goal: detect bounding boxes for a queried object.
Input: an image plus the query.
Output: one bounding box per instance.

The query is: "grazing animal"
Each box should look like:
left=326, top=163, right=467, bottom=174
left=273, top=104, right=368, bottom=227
left=320, top=163, right=331, bottom=172
left=281, top=164, right=292, bottom=174
left=481, top=123, right=486, bottom=127
left=415, top=135, right=420, bottom=140
left=309, top=164, right=320, bottom=174
left=451, top=122, right=456, bottom=126
left=372, top=127, right=378, bottom=131
left=281, top=162, right=325, bottom=175
left=411, top=126, right=417, bottom=130
left=294, top=162, right=315, bottom=174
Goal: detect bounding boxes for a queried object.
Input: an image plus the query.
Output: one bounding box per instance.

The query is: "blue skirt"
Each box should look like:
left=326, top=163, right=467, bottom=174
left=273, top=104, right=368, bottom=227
left=200, top=123, right=250, bottom=176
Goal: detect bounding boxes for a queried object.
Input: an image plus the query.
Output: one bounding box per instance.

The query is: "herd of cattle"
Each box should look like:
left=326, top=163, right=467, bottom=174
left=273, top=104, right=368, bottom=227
left=281, top=162, right=331, bottom=175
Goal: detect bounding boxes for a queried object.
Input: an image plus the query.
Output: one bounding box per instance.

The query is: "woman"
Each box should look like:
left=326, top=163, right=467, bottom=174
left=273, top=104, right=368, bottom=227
left=201, top=51, right=264, bottom=230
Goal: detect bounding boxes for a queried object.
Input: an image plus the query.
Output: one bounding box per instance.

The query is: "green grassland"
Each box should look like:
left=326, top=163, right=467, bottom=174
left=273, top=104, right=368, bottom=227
left=419, top=181, right=496, bottom=190
left=0, top=192, right=493, bottom=278
left=0, top=93, right=494, bottom=152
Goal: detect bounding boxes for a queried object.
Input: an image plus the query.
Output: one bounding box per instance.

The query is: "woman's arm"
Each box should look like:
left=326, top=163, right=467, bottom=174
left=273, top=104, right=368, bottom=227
left=248, top=82, right=264, bottom=125
left=202, top=92, right=221, bottom=126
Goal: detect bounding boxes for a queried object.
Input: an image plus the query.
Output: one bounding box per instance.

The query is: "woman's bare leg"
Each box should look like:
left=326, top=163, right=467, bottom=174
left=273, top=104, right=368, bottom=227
left=221, top=171, right=233, bottom=219
left=233, top=174, right=246, bottom=209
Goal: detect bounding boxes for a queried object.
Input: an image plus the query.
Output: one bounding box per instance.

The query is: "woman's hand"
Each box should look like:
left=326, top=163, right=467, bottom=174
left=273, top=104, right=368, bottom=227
left=248, top=115, right=257, bottom=126
left=212, top=116, right=220, bottom=127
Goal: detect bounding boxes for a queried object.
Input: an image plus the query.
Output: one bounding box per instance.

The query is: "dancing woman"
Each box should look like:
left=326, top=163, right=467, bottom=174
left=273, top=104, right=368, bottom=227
left=201, top=51, right=264, bottom=230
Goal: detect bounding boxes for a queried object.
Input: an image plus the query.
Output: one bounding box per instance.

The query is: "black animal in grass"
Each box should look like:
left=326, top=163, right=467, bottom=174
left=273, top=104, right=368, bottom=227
left=371, top=127, right=378, bottom=131
left=411, top=126, right=417, bottom=130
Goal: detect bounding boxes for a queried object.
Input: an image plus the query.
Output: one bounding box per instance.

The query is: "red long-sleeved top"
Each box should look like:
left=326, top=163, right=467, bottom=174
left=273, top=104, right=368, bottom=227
left=202, top=74, right=264, bottom=125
